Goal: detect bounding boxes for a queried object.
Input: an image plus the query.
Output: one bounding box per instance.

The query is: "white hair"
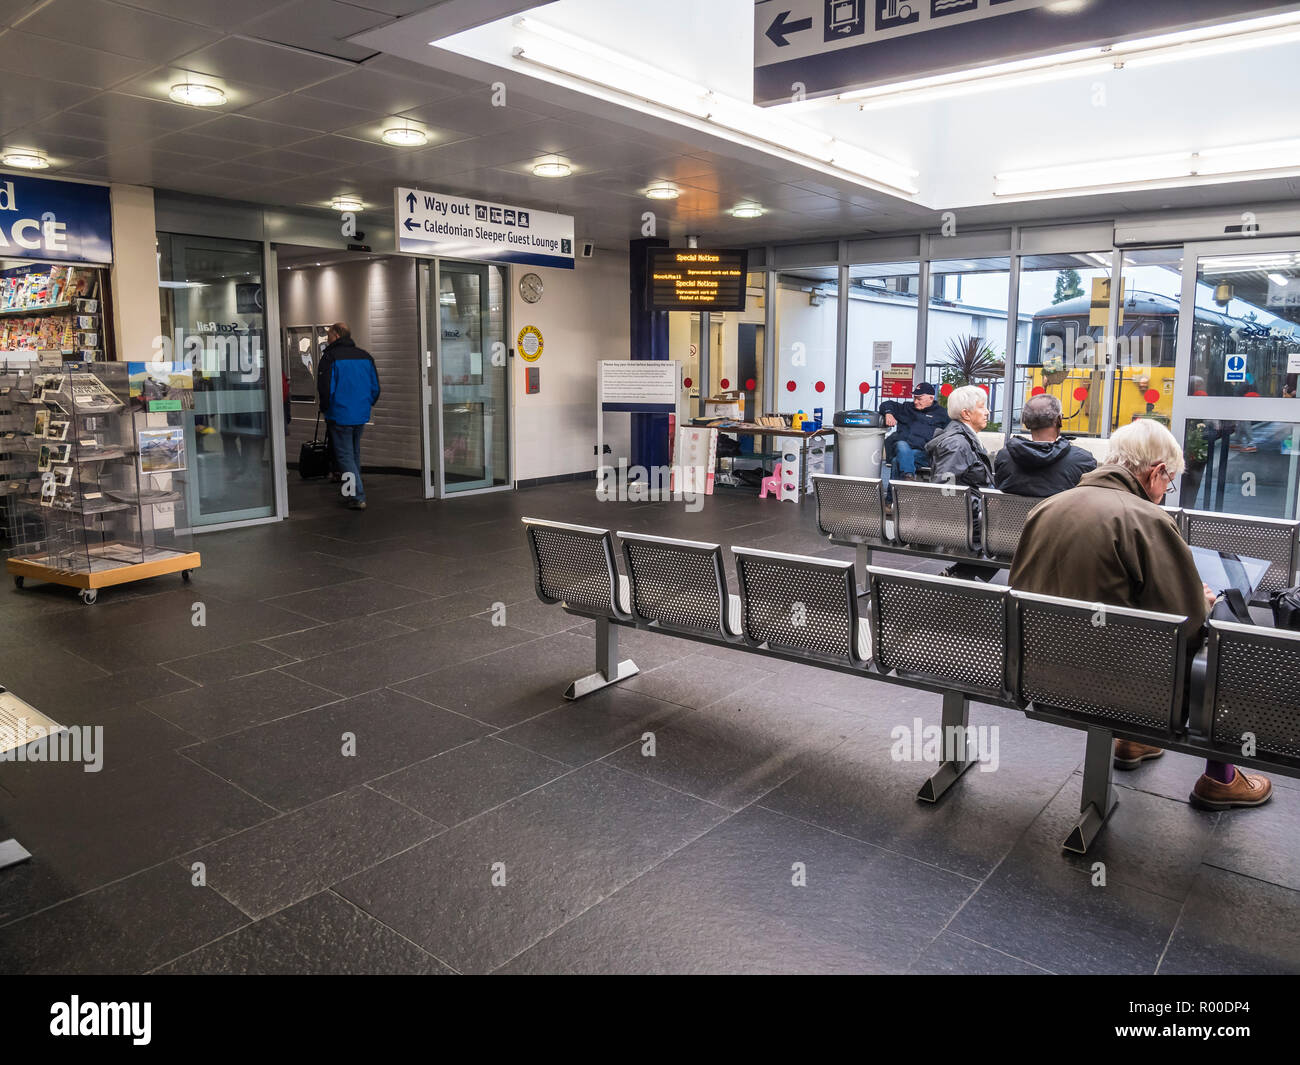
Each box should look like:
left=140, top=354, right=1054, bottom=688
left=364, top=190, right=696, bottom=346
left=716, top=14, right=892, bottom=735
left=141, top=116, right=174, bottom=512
left=1107, top=418, right=1184, bottom=477
left=946, top=384, right=987, bottom=422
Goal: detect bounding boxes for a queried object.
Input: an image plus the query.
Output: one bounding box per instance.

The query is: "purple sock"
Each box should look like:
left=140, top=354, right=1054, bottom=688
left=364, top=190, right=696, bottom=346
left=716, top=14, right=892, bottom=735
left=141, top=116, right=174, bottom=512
left=1205, top=760, right=1236, bottom=784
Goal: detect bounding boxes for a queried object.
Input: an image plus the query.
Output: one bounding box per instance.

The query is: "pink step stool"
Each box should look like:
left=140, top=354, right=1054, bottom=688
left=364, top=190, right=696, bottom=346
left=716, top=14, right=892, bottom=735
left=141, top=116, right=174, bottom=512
left=760, top=463, right=792, bottom=500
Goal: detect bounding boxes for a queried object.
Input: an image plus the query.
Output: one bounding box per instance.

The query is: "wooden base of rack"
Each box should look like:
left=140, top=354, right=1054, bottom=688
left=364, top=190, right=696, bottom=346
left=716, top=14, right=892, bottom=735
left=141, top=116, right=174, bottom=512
left=7, top=545, right=201, bottom=595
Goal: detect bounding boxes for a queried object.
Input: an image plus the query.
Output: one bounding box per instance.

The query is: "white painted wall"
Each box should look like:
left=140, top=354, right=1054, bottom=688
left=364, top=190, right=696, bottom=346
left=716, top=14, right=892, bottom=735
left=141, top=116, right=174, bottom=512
left=108, top=184, right=158, bottom=361
left=510, top=249, right=631, bottom=481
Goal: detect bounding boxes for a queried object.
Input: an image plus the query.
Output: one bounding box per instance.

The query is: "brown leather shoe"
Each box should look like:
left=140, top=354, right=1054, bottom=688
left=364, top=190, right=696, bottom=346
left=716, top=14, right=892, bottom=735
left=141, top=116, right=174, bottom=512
left=1190, top=769, right=1273, bottom=810
left=1114, top=739, right=1164, bottom=770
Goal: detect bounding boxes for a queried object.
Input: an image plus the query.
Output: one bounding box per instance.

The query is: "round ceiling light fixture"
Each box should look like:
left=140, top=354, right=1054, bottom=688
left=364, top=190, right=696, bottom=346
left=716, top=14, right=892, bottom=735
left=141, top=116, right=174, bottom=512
left=645, top=182, right=680, bottom=200
left=169, top=81, right=226, bottom=107
left=382, top=125, right=427, bottom=147
left=1, top=148, right=50, bottom=170
left=331, top=195, right=363, bottom=212
left=729, top=202, right=764, bottom=219
left=531, top=157, right=572, bottom=178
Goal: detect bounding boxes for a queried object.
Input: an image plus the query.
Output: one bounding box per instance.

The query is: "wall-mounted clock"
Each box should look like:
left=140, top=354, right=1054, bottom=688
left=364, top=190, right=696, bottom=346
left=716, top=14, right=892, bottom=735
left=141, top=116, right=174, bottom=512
left=519, top=272, right=544, bottom=304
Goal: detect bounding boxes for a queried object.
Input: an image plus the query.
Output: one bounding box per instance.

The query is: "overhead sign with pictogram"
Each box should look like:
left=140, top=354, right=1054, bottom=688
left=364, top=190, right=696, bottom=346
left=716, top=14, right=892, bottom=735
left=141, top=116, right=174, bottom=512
left=752, top=0, right=1300, bottom=106
left=394, top=187, right=574, bottom=269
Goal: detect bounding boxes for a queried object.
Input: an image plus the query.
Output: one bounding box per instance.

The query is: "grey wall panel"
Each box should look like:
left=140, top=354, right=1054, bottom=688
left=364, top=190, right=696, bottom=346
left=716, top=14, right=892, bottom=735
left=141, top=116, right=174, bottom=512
left=280, top=256, right=422, bottom=471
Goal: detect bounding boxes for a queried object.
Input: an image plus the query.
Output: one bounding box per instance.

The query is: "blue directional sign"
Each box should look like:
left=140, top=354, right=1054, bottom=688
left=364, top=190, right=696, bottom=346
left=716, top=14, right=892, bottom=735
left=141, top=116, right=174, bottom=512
left=0, top=174, right=111, bottom=264
left=1225, top=354, right=1247, bottom=383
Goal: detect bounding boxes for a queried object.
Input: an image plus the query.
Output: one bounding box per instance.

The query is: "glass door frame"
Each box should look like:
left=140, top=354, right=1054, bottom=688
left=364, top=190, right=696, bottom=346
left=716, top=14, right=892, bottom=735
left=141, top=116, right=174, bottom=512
left=1173, top=235, right=1300, bottom=517
left=417, top=256, right=513, bottom=500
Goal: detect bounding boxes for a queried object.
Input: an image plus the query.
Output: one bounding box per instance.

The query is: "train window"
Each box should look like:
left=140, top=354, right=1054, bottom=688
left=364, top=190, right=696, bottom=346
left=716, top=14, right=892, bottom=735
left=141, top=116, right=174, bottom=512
left=1190, top=250, right=1300, bottom=401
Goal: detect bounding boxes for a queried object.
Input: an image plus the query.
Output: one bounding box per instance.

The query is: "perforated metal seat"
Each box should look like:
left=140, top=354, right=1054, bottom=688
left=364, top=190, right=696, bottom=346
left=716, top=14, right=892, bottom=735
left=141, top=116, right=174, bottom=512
left=978, top=489, right=1042, bottom=560
left=619, top=531, right=742, bottom=639
left=523, top=517, right=630, bottom=620
left=867, top=566, right=1010, bottom=698
left=1201, top=621, right=1300, bottom=772
left=892, top=481, right=977, bottom=555
left=813, top=474, right=887, bottom=544
left=1009, top=590, right=1189, bottom=736
left=1180, top=509, right=1300, bottom=603
left=732, top=547, right=868, bottom=666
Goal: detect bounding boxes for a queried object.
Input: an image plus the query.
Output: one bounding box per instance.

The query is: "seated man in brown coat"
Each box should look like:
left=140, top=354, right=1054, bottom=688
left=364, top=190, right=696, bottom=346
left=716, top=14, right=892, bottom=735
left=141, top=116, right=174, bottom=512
left=1009, top=419, right=1272, bottom=810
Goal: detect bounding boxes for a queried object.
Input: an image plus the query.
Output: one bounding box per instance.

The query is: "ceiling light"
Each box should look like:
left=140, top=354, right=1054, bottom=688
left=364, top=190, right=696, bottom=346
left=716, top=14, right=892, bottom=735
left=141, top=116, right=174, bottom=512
left=169, top=82, right=226, bottom=107
left=645, top=183, right=679, bottom=200
left=382, top=125, right=427, bottom=147
left=331, top=196, right=363, bottom=211
left=532, top=157, right=571, bottom=178
left=730, top=203, right=763, bottom=219
left=1, top=149, right=49, bottom=170
left=1269, top=273, right=1290, bottom=287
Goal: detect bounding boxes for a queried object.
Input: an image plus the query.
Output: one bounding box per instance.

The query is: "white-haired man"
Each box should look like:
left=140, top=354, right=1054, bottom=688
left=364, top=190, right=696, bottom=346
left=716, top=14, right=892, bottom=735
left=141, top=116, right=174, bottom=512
left=925, top=384, right=994, bottom=488
left=1010, top=419, right=1272, bottom=810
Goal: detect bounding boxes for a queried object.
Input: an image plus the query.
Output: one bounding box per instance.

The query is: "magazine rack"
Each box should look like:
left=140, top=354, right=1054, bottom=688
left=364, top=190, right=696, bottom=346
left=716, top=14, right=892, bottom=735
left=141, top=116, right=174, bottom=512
left=5, top=361, right=200, bottom=604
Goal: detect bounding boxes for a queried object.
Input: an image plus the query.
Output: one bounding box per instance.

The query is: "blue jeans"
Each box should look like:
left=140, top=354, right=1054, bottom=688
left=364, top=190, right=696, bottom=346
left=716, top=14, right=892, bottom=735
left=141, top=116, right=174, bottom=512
left=881, top=439, right=921, bottom=498
left=328, top=422, right=365, bottom=503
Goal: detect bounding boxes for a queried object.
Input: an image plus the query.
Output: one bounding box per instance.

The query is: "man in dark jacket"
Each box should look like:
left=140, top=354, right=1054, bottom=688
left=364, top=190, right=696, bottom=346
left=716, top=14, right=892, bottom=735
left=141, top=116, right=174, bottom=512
left=880, top=382, right=948, bottom=493
left=317, top=322, right=380, bottom=511
left=926, top=384, right=993, bottom=487
left=1010, top=419, right=1271, bottom=809
left=994, top=393, right=1097, bottom=497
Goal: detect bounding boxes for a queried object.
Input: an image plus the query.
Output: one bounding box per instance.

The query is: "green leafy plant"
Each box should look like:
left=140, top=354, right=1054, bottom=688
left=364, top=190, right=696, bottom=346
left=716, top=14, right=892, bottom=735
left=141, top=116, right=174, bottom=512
left=939, top=336, right=1004, bottom=404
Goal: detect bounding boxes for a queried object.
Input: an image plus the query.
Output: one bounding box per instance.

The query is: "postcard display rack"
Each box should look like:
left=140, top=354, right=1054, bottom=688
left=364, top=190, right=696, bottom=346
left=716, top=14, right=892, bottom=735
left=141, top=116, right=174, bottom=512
left=5, top=362, right=200, bottom=604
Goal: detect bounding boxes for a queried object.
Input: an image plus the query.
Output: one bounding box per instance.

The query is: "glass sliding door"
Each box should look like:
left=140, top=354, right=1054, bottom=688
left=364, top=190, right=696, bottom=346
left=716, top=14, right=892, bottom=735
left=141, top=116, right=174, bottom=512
left=1174, top=240, right=1300, bottom=518
left=419, top=259, right=510, bottom=496
left=157, top=233, right=275, bottom=525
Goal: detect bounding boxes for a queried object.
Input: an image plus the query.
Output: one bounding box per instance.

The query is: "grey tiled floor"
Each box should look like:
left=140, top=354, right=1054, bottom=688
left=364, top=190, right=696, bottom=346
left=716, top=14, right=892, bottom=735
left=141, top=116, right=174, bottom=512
left=0, top=473, right=1296, bottom=974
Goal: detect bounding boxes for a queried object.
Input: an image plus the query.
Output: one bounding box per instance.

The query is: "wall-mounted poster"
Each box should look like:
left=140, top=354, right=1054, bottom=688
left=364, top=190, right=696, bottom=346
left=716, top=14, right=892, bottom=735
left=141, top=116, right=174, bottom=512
left=138, top=427, right=186, bottom=475
left=284, top=325, right=318, bottom=401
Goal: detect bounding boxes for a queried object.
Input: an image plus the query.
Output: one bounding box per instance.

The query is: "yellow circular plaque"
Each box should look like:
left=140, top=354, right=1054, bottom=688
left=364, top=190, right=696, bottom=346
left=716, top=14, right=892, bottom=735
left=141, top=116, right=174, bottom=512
left=517, top=325, right=543, bottom=362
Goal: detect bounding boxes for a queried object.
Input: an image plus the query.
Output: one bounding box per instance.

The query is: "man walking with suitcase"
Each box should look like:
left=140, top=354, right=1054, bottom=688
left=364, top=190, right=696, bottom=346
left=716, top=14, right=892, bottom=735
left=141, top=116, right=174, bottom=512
left=317, top=322, right=380, bottom=511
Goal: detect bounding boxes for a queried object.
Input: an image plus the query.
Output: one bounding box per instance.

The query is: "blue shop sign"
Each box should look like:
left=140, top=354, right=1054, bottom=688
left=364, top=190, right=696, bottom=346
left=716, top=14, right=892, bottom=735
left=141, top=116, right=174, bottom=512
left=0, top=174, right=112, bottom=265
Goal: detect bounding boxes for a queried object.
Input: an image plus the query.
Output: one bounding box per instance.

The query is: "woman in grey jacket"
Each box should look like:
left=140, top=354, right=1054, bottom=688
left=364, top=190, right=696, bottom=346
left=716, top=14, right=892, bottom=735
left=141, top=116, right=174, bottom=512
left=926, top=385, right=994, bottom=487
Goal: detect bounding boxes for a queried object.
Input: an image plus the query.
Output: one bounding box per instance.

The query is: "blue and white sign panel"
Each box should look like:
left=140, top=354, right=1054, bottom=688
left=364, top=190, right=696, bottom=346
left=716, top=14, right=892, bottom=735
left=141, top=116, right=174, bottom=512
left=394, top=186, right=574, bottom=269
left=1225, top=354, right=1248, bottom=383
left=0, top=175, right=111, bottom=264
left=754, top=0, right=1300, bottom=105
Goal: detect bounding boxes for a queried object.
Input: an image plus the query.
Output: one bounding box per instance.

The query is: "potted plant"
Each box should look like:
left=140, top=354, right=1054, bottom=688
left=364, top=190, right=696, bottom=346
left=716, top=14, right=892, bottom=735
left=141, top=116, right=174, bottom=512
left=939, top=336, right=1004, bottom=405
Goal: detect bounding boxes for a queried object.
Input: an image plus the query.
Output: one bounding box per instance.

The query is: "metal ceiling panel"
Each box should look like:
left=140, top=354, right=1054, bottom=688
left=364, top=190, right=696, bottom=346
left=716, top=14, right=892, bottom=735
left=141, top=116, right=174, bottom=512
left=236, top=93, right=380, bottom=134
left=299, top=67, right=464, bottom=112
left=0, top=29, right=150, bottom=87
left=240, top=0, right=393, bottom=61
left=17, top=0, right=221, bottom=62
left=173, top=36, right=350, bottom=92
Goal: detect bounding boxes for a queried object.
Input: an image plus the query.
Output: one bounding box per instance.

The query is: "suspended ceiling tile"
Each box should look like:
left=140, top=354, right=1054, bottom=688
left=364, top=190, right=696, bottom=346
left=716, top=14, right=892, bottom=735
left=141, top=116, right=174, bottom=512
left=299, top=67, right=465, bottom=112
left=192, top=113, right=323, bottom=149
left=16, top=108, right=157, bottom=149
left=173, top=36, right=351, bottom=93
left=70, top=91, right=221, bottom=133
left=336, top=0, right=432, bottom=15
left=239, top=146, right=373, bottom=173
left=240, top=0, right=393, bottom=62
left=285, top=133, right=402, bottom=164
left=359, top=51, right=479, bottom=90
left=0, top=128, right=107, bottom=161
left=0, top=0, right=43, bottom=25
left=397, top=95, right=549, bottom=138
left=0, top=29, right=151, bottom=87
left=356, top=149, right=470, bottom=184
left=147, top=130, right=266, bottom=161
left=17, top=0, right=222, bottom=62
left=112, top=0, right=293, bottom=31
left=193, top=158, right=304, bottom=184
left=236, top=93, right=380, bottom=134
left=0, top=75, right=98, bottom=137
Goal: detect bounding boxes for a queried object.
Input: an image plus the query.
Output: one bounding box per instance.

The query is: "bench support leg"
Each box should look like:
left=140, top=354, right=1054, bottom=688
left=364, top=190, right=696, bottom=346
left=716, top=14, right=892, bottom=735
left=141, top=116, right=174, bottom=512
left=0, top=838, right=32, bottom=870
left=565, top=618, right=638, bottom=700
left=917, top=690, right=976, bottom=803
left=1063, top=727, right=1119, bottom=854
left=855, top=544, right=872, bottom=596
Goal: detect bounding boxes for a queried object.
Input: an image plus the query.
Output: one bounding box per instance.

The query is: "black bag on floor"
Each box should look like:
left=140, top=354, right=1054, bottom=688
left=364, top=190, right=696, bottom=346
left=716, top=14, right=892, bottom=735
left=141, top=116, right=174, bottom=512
left=299, top=414, right=330, bottom=480
left=1270, top=586, right=1300, bottom=630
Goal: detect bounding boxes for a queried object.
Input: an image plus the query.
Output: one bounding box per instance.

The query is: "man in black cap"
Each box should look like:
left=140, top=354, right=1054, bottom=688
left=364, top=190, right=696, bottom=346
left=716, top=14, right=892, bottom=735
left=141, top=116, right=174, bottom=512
left=879, top=381, right=949, bottom=493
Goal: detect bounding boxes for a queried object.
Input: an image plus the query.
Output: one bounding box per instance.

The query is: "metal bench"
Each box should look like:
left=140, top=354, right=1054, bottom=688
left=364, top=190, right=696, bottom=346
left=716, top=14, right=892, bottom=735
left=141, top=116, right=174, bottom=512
left=811, top=473, right=889, bottom=584
left=1180, top=509, right=1300, bottom=605
left=619, top=531, right=742, bottom=640
left=522, top=517, right=639, bottom=699
left=867, top=566, right=1010, bottom=801
left=1008, top=590, right=1191, bottom=852
left=978, top=489, right=1043, bottom=561
left=1197, top=620, right=1300, bottom=774
left=892, top=481, right=979, bottom=557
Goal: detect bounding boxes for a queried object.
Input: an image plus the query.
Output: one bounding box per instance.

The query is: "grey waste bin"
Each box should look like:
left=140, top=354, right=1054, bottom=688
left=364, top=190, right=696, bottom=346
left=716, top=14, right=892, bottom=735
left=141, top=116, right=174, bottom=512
left=834, top=427, right=886, bottom=478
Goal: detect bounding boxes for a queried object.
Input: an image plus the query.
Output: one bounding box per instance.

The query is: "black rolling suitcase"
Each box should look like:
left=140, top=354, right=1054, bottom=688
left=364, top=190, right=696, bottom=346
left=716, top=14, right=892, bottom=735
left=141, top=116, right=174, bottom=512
left=299, top=414, right=331, bottom=479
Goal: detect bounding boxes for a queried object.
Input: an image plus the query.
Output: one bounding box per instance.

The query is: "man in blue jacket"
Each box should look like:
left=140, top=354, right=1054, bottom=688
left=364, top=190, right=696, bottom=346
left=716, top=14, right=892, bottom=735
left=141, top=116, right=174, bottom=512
left=317, top=322, right=380, bottom=511
left=879, top=381, right=948, bottom=494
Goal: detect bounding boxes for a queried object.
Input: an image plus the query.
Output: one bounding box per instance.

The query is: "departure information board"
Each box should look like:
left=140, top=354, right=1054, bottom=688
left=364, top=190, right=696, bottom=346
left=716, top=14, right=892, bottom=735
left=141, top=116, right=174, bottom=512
left=648, top=249, right=748, bottom=311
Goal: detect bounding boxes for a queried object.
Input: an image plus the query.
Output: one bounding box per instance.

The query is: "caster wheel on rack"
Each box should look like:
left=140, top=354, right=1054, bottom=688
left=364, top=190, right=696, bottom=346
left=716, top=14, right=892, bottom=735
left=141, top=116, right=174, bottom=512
left=181, top=570, right=192, bottom=583
left=13, top=576, right=23, bottom=589
left=80, top=588, right=98, bottom=606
